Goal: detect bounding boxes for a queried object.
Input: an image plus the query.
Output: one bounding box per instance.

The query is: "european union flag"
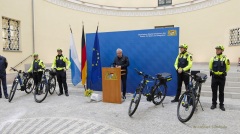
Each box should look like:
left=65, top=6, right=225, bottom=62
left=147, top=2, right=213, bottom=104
left=91, top=26, right=102, bottom=84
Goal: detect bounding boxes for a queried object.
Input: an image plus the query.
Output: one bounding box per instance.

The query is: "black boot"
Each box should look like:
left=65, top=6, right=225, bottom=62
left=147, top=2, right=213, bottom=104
left=220, top=105, right=225, bottom=111
left=65, top=92, right=69, bottom=97
left=58, top=93, right=63, bottom=96
left=211, top=105, right=216, bottom=110
left=171, top=98, right=179, bottom=103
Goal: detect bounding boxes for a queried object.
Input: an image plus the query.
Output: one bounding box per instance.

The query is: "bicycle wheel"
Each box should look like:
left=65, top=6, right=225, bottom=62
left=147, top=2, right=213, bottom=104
left=177, top=92, right=196, bottom=123
left=128, top=88, right=142, bottom=117
left=152, top=84, right=167, bottom=105
left=48, top=76, right=56, bottom=95
left=34, top=81, right=49, bottom=103
left=9, top=81, right=18, bottom=102
left=25, top=77, right=34, bottom=94
left=195, top=83, right=202, bottom=107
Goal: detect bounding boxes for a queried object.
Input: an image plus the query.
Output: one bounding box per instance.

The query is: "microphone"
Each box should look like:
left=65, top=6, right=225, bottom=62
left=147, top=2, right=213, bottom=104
left=110, top=63, right=115, bottom=67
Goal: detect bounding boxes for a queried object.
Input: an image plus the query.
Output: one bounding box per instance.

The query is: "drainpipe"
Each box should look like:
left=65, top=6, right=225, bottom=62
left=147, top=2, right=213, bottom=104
left=32, top=0, right=35, bottom=53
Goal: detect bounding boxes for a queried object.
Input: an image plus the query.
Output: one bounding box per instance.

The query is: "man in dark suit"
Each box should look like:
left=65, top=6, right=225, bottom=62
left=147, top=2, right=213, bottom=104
left=0, top=55, right=8, bottom=99
left=113, top=48, right=130, bottom=99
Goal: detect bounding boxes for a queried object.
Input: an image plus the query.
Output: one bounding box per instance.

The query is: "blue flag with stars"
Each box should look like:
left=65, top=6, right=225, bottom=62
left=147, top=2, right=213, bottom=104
left=91, top=26, right=102, bottom=84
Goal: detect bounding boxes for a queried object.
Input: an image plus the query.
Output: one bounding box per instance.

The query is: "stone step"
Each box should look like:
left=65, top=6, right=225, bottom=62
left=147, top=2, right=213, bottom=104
left=201, top=85, right=240, bottom=93
left=199, top=76, right=240, bottom=82
left=203, top=81, right=240, bottom=87
left=197, top=72, right=240, bottom=77
left=201, top=91, right=240, bottom=99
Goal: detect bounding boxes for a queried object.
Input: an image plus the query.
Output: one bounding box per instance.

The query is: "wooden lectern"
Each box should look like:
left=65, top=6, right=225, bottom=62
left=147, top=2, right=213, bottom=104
left=102, top=67, right=122, bottom=104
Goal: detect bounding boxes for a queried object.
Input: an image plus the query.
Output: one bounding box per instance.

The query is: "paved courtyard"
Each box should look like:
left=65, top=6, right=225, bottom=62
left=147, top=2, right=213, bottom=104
left=0, top=87, right=240, bottom=134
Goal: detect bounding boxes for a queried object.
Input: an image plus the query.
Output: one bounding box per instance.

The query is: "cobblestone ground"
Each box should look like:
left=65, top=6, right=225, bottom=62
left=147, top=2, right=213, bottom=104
left=0, top=88, right=240, bottom=134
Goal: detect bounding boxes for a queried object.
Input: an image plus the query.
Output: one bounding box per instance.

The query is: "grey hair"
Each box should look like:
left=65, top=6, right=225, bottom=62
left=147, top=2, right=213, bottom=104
left=116, top=48, right=122, bottom=52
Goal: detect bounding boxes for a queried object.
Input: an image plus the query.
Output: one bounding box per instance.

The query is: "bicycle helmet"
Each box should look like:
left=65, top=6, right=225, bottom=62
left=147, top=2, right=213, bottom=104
left=179, top=44, right=188, bottom=49
left=215, top=45, right=224, bottom=50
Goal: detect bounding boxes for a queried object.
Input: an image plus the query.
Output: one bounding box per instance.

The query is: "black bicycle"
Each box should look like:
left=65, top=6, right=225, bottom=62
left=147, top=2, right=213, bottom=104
left=177, top=71, right=207, bottom=123
left=9, top=67, right=34, bottom=102
left=48, top=69, right=57, bottom=95
left=34, top=69, right=50, bottom=103
left=128, top=68, right=172, bottom=117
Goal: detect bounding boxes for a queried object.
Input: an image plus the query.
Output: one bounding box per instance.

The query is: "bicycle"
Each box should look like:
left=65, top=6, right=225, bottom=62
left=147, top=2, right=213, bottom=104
left=48, top=69, right=57, bottom=95
left=8, top=67, right=34, bottom=102
left=177, top=71, right=207, bottom=123
left=34, top=69, right=50, bottom=103
left=128, top=68, right=172, bottom=117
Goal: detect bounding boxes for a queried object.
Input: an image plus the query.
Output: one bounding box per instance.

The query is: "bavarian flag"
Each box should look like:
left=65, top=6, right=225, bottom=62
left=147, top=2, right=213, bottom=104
left=70, top=28, right=81, bottom=86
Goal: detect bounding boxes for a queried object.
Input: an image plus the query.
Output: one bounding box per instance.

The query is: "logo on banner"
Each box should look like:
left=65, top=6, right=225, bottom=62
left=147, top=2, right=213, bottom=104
left=168, top=30, right=177, bottom=36
left=105, top=72, right=117, bottom=80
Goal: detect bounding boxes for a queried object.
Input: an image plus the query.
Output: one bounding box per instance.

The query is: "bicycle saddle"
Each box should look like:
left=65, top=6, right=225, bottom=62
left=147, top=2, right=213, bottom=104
left=196, top=73, right=207, bottom=83
left=156, top=73, right=172, bottom=81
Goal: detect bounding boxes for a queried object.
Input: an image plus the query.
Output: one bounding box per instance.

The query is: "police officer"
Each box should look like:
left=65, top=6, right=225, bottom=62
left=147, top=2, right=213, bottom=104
left=113, top=48, right=130, bottom=99
left=209, top=45, right=230, bottom=111
left=171, top=44, right=193, bottom=102
left=28, top=53, right=45, bottom=93
left=0, top=55, right=8, bottom=99
left=51, top=48, right=71, bottom=96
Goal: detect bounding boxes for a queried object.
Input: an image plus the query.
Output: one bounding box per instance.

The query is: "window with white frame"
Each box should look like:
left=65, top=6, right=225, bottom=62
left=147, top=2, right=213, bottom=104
left=2, top=17, right=20, bottom=51
left=230, top=28, right=240, bottom=46
left=158, top=0, right=172, bottom=6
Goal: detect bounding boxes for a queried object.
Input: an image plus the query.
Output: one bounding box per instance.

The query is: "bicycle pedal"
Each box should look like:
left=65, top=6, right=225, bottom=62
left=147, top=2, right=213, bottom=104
left=146, top=97, right=152, bottom=102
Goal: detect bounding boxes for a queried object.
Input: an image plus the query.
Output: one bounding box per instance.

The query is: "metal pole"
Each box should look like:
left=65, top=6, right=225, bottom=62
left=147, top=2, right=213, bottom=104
left=32, top=0, right=35, bottom=53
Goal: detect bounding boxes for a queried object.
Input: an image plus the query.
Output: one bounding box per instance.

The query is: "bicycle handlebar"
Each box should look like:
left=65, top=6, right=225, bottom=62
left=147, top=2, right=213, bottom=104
left=10, top=67, right=25, bottom=74
left=42, top=68, right=50, bottom=72
left=183, top=72, right=199, bottom=82
left=134, top=68, right=155, bottom=80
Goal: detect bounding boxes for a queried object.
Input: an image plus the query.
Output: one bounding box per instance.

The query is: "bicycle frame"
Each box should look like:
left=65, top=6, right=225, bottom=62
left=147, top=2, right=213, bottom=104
left=39, top=69, right=50, bottom=88
left=12, top=68, right=27, bottom=87
left=133, top=75, right=150, bottom=98
left=182, top=72, right=204, bottom=109
left=185, top=73, right=199, bottom=94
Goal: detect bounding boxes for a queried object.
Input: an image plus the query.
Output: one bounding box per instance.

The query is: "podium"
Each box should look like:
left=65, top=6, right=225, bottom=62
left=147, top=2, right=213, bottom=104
left=102, top=67, right=122, bottom=104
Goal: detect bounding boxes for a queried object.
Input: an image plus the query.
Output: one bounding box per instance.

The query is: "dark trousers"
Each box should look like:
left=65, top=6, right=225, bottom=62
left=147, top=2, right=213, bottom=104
left=121, top=74, right=127, bottom=97
left=211, top=75, right=225, bottom=106
left=0, top=75, right=8, bottom=97
left=33, top=72, right=43, bottom=86
left=175, top=72, right=189, bottom=100
left=56, top=70, right=68, bottom=94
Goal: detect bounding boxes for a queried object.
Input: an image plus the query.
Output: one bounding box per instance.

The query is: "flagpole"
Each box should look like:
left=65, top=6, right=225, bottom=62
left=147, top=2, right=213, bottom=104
left=69, top=25, right=72, bottom=33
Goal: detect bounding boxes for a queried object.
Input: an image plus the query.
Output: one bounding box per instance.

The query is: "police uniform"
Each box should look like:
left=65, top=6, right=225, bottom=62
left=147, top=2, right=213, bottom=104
left=113, top=55, right=129, bottom=98
left=209, top=47, right=230, bottom=111
left=0, top=55, right=8, bottom=99
left=51, top=54, right=71, bottom=96
left=28, top=59, right=45, bottom=88
left=172, top=45, right=192, bottom=102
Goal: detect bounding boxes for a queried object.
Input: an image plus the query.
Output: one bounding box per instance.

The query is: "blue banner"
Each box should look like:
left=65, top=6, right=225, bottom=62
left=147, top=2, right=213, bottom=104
left=86, top=28, right=179, bottom=96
